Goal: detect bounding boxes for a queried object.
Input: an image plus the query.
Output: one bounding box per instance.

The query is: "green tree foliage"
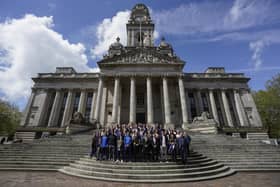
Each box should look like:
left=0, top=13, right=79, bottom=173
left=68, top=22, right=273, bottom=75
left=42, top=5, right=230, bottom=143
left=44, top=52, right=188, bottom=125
left=0, top=99, right=21, bottom=136
left=253, top=73, right=280, bottom=138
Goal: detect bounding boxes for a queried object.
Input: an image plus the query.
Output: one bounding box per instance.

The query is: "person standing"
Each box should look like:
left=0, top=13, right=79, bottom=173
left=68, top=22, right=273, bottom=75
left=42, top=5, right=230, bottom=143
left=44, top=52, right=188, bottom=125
left=123, top=131, right=132, bottom=162
left=177, top=132, right=185, bottom=164
left=108, top=129, right=117, bottom=161
left=99, top=131, right=108, bottom=160
left=90, top=131, right=100, bottom=158
left=169, top=133, right=177, bottom=162
left=115, top=131, right=123, bottom=163
left=160, top=130, right=168, bottom=162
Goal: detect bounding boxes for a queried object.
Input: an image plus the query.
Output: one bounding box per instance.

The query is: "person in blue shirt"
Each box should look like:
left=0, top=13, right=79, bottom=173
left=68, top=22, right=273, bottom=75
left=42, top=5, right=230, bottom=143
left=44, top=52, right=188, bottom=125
left=123, top=131, right=132, bottom=162
left=99, top=131, right=108, bottom=160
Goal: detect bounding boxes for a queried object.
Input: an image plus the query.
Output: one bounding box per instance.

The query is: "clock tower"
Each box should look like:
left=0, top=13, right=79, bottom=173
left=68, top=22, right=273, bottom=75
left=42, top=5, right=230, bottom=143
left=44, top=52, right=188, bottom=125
left=126, top=4, right=155, bottom=47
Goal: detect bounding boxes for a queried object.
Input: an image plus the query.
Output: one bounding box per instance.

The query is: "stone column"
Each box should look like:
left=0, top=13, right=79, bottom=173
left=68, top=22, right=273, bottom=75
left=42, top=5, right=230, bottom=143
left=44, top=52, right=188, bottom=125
left=196, top=90, right=204, bottom=115
left=129, top=77, right=136, bottom=124
left=234, top=89, right=247, bottom=126
left=61, top=90, right=74, bottom=127
left=209, top=89, right=219, bottom=124
left=132, top=29, right=135, bottom=46
left=162, top=77, right=171, bottom=125
left=20, top=89, right=36, bottom=126
left=47, top=90, right=62, bottom=127
left=178, top=77, right=188, bottom=127
left=89, top=91, right=97, bottom=123
left=94, top=78, right=103, bottom=121
left=147, top=76, right=154, bottom=124
left=78, top=90, right=87, bottom=115
left=112, top=77, right=120, bottom=124
left=185, top=90, right=192, bottom=122
left=221, top=89, right=233, bottom=127
left=242, top=89, right=262, bottom=127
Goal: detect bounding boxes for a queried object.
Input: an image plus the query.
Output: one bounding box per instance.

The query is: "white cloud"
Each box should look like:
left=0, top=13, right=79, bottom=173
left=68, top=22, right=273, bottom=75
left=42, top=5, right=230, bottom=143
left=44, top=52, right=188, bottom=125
left=90, top=8, right=160, bottom=59
left=151, top=0, right=279, bottom=71
left=224, top=0, right=279, bottom=30
left=249, top=40, right=269, bottom=69
left=0, top=14, right=92, bottom=107
left=91, top=10, right=130, bottom=59
left=154, top=0, right=280, bottom=35
left=210, top=29, right=280, bottom=70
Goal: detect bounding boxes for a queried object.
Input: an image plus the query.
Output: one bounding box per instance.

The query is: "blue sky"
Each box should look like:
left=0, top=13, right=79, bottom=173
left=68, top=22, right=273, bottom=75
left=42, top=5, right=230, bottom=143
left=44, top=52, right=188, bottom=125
left=0, top=0, right=280, bottom=110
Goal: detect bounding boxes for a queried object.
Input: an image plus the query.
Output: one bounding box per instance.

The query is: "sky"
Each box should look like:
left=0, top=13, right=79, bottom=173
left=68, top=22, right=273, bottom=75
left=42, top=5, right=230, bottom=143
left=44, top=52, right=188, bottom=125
left=0, top=0, right=280, bottom=110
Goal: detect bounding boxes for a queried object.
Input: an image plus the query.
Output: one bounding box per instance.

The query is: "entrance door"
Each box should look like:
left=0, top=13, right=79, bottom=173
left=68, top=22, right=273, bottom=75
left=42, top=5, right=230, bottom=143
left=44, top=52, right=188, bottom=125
left=136, top=113, right=145, bottom=124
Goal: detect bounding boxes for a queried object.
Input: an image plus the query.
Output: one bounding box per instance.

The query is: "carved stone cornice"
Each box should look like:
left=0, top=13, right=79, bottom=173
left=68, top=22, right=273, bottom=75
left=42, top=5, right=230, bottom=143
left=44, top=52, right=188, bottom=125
left=98, top=47, right=185, bottom=65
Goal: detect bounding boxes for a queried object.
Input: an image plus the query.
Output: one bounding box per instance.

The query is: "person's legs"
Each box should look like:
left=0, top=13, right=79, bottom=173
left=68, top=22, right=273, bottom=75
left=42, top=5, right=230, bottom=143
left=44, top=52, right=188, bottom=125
left=161, top=146, right=167, bottom=161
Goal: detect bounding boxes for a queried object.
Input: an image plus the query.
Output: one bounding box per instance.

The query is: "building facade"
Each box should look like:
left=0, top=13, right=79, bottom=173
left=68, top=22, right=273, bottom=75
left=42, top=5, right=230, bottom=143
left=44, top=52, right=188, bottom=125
left=20, top=4, right=263, bottom=131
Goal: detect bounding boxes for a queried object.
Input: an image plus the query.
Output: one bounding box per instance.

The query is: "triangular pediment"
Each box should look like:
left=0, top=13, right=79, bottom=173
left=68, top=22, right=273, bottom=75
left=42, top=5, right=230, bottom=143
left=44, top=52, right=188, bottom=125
left=98, top=47, right=185, bottom=65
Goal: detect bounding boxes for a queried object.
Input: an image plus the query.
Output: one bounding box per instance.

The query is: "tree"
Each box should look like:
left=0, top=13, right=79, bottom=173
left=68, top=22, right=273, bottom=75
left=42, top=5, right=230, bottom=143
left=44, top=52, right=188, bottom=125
left=0, top=99, right=21, bottom=136
left=253, top=73, right=280, bottom=138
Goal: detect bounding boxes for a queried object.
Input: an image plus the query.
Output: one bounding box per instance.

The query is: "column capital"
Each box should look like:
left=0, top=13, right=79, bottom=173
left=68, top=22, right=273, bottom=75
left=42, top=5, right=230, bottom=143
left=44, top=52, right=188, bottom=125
left=80, top=88, right=87, bottom=92
left=54, top=88, right=63, bottom=92
left=31, top=87, right=37, bottom=92
left=179, top=73, right=185, bottom=78
left=67, top=88, right=75, bottom=91
left=193, top=88, right=202, bottom=92
left=233, top=88, right=240, bottom=93
left=208, top=88, right=216, bottom=91
left=220, top=87, right=228, bottom=91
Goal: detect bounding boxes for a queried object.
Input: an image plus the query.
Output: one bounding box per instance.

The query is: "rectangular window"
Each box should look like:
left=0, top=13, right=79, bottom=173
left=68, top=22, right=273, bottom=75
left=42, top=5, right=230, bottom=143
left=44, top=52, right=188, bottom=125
left=137, top=93, right=144, bottom=105
left=72, top=92, right=80, bottom=115
left=84, top=92, right=93, bottom=123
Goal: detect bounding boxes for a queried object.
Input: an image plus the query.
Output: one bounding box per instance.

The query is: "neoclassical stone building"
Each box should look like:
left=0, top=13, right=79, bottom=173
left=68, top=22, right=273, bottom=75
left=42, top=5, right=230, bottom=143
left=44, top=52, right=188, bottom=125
left=20, top=4, right=262, bottom=133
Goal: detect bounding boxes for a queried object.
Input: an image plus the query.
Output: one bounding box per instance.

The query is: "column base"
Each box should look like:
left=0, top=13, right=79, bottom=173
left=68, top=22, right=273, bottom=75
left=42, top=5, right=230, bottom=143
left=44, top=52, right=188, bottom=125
left=182, top=122, right=191, bottom=130
left=164, top=123, right=175, bottom=130
left=147, top=123, right=156, bottom=128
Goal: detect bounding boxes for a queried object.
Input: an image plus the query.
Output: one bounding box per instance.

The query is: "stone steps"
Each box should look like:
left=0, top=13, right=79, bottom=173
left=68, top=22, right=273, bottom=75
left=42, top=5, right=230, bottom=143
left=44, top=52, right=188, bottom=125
left=74, top=160, right=219, bottom=169
left=60, top=167, right=235, bottom=183
left=15, top=132, right=36, bottom=142
left=59, top=147, right=234, bottom=183
left=0, top=134, right=90, bottom=171
left=190, top=133, right=280, bottom=171
left=69, top=162, right=224, bottom=174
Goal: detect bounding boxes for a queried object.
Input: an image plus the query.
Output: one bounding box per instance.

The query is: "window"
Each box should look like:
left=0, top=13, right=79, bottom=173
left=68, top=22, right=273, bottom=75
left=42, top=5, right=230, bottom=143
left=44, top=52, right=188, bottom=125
left=84, top=92, right=93, bottom=123
left=137, top=93, right=144, bottom=105
left=72, top=92, right=80, bottom=115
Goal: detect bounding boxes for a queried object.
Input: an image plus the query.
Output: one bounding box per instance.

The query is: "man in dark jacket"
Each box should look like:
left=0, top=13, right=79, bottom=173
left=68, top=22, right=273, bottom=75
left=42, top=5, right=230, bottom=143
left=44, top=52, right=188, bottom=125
left=182, top=132, right=191, bottom=164
left=107, top=130, right=117, bottom=161
left=90, top=131, right=100, bottom=158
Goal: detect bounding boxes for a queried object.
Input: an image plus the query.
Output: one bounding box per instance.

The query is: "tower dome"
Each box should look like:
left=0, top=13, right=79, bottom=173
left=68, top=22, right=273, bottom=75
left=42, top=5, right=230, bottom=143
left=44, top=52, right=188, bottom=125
left=159, top=37, right=172, bottom=49
left=158, top=37, right=174, bottom=56
left=108, top=37, right=124, bottom=57
left=128, top=4, right=152, bottom=24
left=109, top=37, right=123, bottom=49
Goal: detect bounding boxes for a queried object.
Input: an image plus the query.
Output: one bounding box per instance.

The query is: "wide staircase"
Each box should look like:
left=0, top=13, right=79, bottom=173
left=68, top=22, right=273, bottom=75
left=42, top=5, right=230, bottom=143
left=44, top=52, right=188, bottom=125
left=59, top=151, right=234, bottom=183
left=0, top=134, right=91, bottom=171
left=1, top=132, right=279, bottom=182
left=191, top=133, right=280, bottom=171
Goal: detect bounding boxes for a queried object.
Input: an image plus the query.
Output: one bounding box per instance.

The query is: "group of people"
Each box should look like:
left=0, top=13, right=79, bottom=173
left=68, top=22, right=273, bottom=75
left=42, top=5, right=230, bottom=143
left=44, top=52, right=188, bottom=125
left=90, top=124, right=191, bottom=164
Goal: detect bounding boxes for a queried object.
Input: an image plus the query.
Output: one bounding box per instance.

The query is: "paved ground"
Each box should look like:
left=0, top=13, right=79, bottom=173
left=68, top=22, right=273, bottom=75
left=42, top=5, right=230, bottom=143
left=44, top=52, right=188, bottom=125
left=0, top=171, right=279, bottom=187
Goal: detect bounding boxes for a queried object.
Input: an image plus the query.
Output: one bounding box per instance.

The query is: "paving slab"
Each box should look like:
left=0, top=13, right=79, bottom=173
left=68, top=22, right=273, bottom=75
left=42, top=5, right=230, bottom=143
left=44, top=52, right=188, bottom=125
left=0, top=171, right=279, bottom=187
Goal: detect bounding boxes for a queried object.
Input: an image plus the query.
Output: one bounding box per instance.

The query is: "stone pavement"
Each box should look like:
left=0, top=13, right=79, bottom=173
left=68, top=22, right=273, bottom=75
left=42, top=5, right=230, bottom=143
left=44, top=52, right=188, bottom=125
left=0, top=171, right=279, bottom=187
